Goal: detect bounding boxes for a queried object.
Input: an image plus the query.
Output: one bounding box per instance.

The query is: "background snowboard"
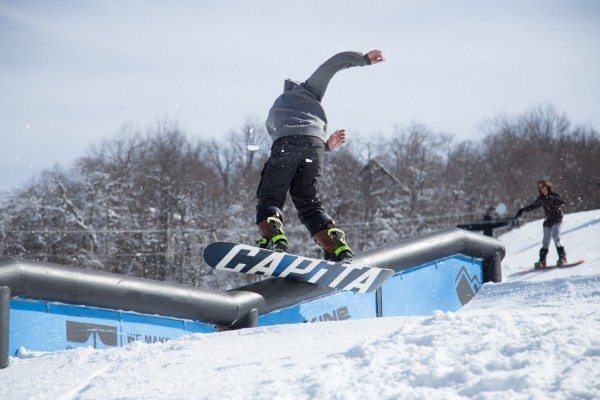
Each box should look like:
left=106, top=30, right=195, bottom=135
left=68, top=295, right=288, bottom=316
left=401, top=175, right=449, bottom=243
left=203, top=242, right=395, bottom=293
left=509, top=260, right=584, bottom=278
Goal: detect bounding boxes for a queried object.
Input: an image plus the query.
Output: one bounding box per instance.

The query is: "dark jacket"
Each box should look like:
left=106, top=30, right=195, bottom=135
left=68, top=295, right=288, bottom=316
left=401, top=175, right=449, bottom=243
left=266, top=52, right=371, bottom=143
left=521, top=192, right=565, bottom=227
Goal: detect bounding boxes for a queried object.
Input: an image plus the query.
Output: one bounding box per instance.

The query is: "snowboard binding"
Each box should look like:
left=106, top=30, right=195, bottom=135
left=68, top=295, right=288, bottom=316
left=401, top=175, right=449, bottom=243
left=534, top=247, right=549, bottom=269
left=314, top=226, right=353, bottom=263
left=556, top=246, right=567, bottom=266
left=257, top=214, right=288, bottom=252
left=326, top=228, right=353, bottom=262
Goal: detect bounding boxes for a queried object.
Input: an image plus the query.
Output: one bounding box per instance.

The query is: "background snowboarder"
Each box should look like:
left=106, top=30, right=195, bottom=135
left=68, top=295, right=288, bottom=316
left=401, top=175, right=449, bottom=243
left=256, top=49, right=385, bottom=261
left=515, top=180, right=566, bottom=268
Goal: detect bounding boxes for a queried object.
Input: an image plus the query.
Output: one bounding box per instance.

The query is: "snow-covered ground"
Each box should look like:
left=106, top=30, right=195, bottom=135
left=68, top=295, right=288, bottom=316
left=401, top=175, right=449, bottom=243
left=2, top=210, right=599, bottom=400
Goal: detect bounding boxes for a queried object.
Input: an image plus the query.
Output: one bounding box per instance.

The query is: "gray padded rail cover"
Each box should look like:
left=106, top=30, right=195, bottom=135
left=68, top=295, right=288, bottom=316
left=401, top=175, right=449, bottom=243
left=0, top=257, right=264, bottom=328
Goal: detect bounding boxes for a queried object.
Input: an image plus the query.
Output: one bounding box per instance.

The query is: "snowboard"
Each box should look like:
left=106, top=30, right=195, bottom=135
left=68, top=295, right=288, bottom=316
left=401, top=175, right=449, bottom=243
left=202, top=242, right=395, bottom=293
left=509, top=260, right=584, bottom=278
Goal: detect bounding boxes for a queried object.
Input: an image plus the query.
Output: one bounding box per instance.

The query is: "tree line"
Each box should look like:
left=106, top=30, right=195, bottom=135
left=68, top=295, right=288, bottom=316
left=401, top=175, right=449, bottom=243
left=1, top=105, right=598, bottom=289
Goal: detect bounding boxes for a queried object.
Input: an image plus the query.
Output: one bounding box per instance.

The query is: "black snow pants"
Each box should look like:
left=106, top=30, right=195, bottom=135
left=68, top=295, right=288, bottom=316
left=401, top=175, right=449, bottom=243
left=256, top=135, right=332, bottom=236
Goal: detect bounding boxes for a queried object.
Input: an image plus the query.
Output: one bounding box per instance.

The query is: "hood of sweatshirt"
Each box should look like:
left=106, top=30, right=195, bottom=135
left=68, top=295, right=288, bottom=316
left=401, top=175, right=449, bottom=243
left=283, top=79, right=301, bottom=92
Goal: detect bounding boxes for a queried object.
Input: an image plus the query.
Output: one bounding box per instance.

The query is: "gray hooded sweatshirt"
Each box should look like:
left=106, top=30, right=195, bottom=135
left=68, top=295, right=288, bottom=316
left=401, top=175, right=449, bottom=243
left=266, top=51, right=372, bottom=144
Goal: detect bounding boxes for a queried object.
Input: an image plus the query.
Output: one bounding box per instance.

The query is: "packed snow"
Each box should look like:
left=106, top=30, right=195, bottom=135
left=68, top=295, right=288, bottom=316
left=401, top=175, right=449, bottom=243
left=2, top=210, right=599, bottom=399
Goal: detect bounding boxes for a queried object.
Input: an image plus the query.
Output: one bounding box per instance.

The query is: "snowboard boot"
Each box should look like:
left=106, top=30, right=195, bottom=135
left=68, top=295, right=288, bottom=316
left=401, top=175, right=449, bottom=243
left=313, top=226, right=353, bottom=263
left=257, top=213, right=288, bottom=252
left=556, top=246, right=567, bottom=266
left=534, top=247, right=549, bottom=269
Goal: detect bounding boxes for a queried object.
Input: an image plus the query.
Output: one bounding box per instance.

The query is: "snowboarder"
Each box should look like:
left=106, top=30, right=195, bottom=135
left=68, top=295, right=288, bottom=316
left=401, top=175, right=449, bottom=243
left=515, top=180, right=566, bottom=268
left=256, top=50, right=385, bottom=261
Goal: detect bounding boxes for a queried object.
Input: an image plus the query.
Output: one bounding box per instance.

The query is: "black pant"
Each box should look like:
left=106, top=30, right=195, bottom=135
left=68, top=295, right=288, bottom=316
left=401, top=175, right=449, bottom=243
left=256, top=136, right=332, bottom=236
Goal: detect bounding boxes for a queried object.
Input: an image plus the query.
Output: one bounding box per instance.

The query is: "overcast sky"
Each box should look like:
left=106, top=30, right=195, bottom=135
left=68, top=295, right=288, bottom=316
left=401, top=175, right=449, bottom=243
left=1, top=0, right=599, bottom=192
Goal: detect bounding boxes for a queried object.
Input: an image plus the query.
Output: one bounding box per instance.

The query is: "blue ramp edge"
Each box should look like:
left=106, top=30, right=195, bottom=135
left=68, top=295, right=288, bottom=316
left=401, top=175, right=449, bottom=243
left=9, top=299, right=215, bottom=356
left=381, top=255, right=481, bottom=317
left=258, top=254, right=482, bottom=326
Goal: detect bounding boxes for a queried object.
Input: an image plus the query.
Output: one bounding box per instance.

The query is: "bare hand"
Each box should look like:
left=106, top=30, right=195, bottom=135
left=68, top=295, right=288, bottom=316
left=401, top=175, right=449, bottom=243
left=327, top=129, right=347, bottom=150
left=366, top=49, right=385, bottom=64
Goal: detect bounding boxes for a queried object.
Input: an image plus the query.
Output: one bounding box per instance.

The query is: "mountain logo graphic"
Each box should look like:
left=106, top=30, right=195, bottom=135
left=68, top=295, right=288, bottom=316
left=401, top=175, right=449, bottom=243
left=455, top=266, right=481, bottom=305
left=66, top=321, right=118, bottom=348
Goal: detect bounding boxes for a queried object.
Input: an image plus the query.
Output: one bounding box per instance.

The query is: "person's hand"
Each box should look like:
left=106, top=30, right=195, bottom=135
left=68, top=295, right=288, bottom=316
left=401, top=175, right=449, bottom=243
left=366, top=50, right=385, bottom=64
left=327, top=129, right=346, bottom=150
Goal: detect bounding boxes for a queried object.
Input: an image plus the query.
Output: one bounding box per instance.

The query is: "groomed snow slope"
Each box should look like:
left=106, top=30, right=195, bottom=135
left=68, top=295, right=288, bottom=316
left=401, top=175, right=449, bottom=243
left=2, top=210, right=599, bottom=400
